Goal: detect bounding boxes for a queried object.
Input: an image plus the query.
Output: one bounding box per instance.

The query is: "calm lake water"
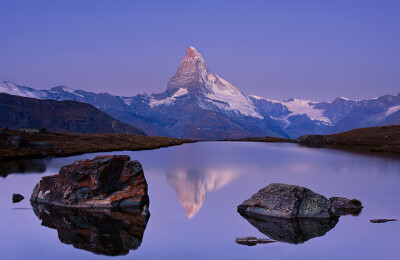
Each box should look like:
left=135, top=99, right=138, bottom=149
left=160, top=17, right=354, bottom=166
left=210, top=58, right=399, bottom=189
left=0, top=142, right=399, bottom=259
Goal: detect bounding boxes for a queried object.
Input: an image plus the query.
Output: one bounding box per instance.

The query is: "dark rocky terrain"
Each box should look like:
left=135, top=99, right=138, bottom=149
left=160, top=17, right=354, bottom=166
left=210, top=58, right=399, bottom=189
left=0, top=93, right=145, bottom=135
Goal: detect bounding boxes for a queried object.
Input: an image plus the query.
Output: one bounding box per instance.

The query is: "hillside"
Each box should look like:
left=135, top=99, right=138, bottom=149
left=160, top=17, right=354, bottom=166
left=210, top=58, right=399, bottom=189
left=0, top=93, right=145, bottom=135
left=0, top=128, right=194, bottom=161
left=298, top=125, right=400, bottom=153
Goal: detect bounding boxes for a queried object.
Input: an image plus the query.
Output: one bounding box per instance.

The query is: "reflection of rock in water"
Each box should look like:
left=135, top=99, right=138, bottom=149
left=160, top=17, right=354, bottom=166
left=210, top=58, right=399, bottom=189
left=32, top=204, right=150, bottom=256
left=0, top=159, right=47, bottom=177
left=239, top=213, right=338, bottom=244
left=167, top=169, right=239, bottom=218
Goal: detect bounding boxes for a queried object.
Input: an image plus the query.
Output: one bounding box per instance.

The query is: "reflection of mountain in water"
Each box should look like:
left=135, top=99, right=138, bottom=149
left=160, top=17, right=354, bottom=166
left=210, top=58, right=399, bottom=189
left=239, top=213, right=338, bottom=244
left=32, top=204, right=150, bottom=256
left=167, top=169, right=240, bottom=218
left=0, top=159, right=47, bottom=177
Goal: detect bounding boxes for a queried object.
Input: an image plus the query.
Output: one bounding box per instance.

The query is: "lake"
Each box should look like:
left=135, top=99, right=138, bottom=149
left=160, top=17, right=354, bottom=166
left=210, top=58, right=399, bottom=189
left=0, top=142, right=399, bottom=259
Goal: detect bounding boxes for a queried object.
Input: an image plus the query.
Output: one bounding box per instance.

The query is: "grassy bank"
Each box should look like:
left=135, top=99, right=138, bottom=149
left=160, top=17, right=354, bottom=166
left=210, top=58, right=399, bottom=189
left=0, top=129, right=195, bottom=160
left=318, top=125, right=400, bottom=153
left=222, top=125, right=400, bottom=155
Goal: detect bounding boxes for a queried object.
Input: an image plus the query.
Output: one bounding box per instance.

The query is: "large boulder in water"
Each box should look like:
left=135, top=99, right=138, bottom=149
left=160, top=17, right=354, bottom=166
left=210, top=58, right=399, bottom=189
left=30, top=155, right=149, bottom=210
left=237, top=183, right=337, bottom=219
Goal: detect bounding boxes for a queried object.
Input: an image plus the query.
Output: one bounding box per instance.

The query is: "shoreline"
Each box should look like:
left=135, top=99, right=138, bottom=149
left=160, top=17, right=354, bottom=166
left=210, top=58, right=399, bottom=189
left=1, top=125, right=399, bottom=161
left=220, top=125, right=400, bottom=158
left=0, top=129, right=195, bottom=161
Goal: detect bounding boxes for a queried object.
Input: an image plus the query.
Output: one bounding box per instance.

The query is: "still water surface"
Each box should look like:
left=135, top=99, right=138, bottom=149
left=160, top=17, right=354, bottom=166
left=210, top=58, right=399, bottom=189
left=0, top=142, right=399, bottom=259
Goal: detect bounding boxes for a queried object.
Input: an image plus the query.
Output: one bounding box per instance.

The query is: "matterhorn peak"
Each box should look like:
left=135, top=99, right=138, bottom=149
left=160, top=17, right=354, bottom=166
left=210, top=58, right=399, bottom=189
left=167, top=46, right=208, bottom=92
left=186, top=46, right=202, bottom=59
left=163, top=46, right=263, bottom=119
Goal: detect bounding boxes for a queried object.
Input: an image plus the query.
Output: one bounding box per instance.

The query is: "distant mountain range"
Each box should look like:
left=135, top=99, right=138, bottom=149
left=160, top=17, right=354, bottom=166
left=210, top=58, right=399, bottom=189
left=1, top=46, right=399, bottom=139
left=0, top=93, right=145, bottom=135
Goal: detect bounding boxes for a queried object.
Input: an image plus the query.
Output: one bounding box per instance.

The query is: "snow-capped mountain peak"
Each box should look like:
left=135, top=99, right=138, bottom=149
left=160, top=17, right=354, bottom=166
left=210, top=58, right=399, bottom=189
left=167, top=46, right=208, bottom=93
left=0, top=81, right=46, bottom=99
left=162, top=47, right=264, bottom=119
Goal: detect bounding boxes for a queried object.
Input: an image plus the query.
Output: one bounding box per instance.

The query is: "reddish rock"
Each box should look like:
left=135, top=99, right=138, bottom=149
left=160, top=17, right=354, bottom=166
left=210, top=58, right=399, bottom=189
left=32, top=204, right=149, bottom=256
left=30, top=155, right=149, bottom=209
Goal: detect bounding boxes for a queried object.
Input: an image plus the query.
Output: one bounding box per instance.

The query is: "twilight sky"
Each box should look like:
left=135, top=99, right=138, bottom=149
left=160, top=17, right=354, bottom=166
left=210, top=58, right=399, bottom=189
left=0, top=0, right=399, bottom=101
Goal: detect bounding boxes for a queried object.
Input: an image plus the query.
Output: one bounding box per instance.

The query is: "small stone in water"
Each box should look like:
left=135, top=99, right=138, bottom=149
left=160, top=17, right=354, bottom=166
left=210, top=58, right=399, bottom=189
left=12, top=193, right=24, bottom=203
left=370, top=219, right=397, bottom=223
left=236, top=236, right=276, bottom=246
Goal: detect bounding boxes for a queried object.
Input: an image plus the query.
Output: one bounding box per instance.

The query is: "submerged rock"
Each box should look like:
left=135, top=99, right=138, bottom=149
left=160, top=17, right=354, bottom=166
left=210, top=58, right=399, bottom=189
left=12, top=193, right=24, bottom=203
left=329, top=197, right=363, bottom=216
left=30, top=155, right=149, bottom=209
left=32, top=204, right=149, bottom=256
left=239, top=214, right=339, bottom=244
left=235, top=236, right=276, bottom=246
left=237, top=183, right=337, bottom=219
left=370, top=219, right=397, bottom=223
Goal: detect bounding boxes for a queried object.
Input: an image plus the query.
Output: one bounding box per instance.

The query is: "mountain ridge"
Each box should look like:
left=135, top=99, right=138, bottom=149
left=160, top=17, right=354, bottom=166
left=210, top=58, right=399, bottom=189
left=0, top=93, right=146, bottom=135
left=1, top=47, right=399, bottom=139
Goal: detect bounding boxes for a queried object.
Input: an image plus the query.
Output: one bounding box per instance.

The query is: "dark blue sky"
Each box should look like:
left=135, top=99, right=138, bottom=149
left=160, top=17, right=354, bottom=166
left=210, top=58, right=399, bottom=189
left=0, top=0, right=399, bottom=101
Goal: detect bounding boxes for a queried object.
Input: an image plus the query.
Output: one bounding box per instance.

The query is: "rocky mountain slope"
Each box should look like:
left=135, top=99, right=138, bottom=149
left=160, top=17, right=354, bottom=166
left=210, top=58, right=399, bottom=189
left=1, top=47, right=399, bottom=139
left=0, top=93, right=145, bottom=135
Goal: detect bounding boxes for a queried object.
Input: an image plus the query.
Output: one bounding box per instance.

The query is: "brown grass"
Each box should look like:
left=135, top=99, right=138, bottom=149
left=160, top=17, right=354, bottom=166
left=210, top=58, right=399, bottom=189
left=222, top=125, right=400, bottom=156
left=0, top=129, right=195, bottom=160
left=324, top=125, right=400, bottom=153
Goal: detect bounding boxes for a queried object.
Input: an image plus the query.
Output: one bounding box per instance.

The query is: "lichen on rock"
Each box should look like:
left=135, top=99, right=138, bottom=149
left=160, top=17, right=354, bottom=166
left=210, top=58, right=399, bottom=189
left=237, top=183, right=337, bottom=219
